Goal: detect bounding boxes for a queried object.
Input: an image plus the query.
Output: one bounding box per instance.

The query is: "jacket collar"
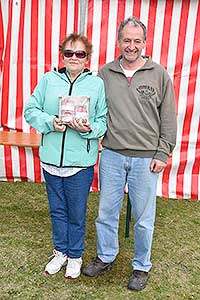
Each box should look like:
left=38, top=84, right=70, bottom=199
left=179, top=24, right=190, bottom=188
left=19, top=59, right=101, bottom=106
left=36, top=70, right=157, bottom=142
left=57, top=67, right=91, bottom=74
left=109, top=56, right=154, bottom=73
left=52, top=67, right=92, bottom=81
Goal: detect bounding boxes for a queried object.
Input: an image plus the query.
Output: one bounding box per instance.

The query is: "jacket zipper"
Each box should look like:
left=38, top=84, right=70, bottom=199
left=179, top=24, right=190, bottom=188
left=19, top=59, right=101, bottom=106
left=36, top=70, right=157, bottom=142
left=41, top=134, right=44, bottom=146
left=87, top=139, right=90, bottom=153
left=59, top=73, right=82, bottom=167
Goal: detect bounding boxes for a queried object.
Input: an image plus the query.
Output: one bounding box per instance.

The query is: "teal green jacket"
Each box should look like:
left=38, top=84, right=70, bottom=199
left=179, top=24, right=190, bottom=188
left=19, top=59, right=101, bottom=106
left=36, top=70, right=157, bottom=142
left=24, top=68, right=107, bottom=167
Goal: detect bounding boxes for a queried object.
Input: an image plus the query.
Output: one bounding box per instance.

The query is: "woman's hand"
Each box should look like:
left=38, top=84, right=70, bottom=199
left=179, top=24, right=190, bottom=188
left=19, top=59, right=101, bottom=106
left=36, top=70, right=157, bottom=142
left=53, top=117, right=66, bottom=132
left=68, top=118, right=91, bottom=133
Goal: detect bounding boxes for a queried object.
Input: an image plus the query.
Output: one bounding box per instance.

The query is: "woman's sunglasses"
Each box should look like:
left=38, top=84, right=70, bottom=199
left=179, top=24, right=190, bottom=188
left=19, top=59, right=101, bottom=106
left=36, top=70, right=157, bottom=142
left=63, top=50, right=87, bottom=59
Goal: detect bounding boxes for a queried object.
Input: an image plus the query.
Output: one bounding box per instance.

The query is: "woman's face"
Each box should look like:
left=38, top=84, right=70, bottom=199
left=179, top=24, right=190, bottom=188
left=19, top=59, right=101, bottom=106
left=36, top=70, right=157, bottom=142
left=62, top=40, right=88, bottom=78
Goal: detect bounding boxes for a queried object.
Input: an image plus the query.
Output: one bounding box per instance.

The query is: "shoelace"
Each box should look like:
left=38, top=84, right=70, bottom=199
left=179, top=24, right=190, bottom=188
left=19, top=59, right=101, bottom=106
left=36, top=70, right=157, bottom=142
left=94, top=259, right=102, bottom=266
left=133, top=270, right=148, bottom=278
left=68, top=259, right=81, bottom=268
left=94, top=258, right=108, bottom=266
left=48, top=249, right=60, bottom=259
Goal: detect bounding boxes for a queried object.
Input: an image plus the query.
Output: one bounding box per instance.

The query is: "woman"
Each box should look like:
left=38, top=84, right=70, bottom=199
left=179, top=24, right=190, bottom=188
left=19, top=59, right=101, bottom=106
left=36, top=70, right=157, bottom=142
left=24, top=33, right=107, bottom=279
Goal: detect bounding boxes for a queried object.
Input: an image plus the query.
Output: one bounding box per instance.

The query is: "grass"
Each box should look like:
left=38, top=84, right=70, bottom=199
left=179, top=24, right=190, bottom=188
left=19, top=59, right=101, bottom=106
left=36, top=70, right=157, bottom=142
left=0, top=182, right=200, bottom=300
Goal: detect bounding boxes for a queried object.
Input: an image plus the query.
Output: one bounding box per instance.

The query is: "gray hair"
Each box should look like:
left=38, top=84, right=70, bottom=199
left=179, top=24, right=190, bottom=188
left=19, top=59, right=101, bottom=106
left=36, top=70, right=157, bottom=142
left=118, top=17, right=147, bottom=41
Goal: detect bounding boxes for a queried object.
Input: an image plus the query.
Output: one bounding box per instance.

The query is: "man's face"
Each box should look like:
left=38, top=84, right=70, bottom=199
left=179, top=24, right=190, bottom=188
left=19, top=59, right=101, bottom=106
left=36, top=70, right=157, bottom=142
left=118, top=24, right=146, bottom=64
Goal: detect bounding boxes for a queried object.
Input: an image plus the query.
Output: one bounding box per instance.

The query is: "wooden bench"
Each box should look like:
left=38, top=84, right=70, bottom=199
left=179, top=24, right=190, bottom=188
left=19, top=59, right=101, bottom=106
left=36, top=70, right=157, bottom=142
left=0, top=131, right=40, bottom=147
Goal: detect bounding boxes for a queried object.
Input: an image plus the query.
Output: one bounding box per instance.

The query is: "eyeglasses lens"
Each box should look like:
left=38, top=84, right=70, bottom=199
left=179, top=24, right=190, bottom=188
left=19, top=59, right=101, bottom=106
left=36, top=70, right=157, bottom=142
left=63, top=50, right=87, bottom=59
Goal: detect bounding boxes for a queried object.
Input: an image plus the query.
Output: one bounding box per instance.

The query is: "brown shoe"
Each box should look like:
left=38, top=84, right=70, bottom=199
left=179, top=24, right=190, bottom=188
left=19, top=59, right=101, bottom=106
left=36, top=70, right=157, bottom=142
left=127, top=270, right=149, bottom=291
left=82, top=257, right=114, bottom=277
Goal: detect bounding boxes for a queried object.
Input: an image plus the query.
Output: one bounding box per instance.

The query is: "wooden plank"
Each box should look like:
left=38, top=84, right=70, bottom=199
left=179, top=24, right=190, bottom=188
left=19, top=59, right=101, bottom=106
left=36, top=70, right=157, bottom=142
left=0, top=131, right=40, bottom=147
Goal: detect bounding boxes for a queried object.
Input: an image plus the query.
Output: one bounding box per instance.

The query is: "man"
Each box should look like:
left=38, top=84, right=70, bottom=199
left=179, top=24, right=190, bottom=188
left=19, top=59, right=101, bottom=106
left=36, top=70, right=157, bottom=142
left=83, top=17, right=177, bottom=291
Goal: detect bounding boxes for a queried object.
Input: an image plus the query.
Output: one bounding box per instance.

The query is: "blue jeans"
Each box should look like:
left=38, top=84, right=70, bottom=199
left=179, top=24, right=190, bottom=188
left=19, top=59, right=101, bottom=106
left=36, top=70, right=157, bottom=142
left=43, top=167, right=94, bottom=258
left=96, top=149, right=158, bottom=272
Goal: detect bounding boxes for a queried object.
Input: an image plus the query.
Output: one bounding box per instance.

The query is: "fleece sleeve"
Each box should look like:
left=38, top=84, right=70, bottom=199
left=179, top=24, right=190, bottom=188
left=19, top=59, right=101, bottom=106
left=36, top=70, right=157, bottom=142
left=153, top=76, right=177, bottom=163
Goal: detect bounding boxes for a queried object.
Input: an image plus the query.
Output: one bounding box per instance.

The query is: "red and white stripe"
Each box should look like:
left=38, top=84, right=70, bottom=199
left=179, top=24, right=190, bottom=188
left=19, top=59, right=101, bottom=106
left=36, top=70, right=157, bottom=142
left=0, top=0, right=199, bottom=199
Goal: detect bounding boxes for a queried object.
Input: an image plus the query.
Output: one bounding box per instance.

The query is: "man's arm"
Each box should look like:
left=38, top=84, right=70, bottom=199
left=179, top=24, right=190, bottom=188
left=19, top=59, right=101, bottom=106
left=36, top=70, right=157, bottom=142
left=153, top=75, right=177, bottom=163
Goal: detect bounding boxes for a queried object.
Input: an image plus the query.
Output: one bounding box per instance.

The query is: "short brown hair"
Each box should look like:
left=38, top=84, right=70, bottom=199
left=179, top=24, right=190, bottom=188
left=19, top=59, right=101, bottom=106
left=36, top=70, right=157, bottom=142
left=59, top=33, right=93, bottom=58
left=118, top=17, right=147, bottom=41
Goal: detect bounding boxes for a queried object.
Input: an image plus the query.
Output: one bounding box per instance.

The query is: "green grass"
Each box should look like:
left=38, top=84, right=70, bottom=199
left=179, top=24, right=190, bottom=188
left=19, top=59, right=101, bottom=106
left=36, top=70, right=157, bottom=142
left=0, top=182, right=200, bottom=300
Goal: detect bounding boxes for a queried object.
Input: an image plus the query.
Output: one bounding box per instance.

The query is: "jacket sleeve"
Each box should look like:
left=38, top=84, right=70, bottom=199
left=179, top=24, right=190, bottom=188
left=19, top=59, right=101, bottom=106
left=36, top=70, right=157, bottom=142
left=24, top=75, right=55, bottom=134
left=80, top=79, right=107, bottom=139
left=153, top=75, right=177, bottom=163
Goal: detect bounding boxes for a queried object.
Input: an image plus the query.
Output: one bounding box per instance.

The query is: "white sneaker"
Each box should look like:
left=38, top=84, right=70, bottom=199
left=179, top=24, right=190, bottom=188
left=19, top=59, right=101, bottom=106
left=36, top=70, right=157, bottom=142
left=65, top=257, right=82, bottom=279
left=44, top=249, right=67, bottom=275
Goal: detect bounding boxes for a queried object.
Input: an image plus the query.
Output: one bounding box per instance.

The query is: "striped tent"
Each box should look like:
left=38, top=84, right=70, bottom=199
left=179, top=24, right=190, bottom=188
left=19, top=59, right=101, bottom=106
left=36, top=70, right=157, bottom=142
left=0, top=0, right=199, bottom=199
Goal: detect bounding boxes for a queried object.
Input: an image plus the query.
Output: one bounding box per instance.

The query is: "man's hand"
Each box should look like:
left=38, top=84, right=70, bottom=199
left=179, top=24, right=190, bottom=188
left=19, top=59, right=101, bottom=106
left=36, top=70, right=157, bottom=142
left=68, top=118, right=91, bottom=133
left=53, top=117, right=66, bottom=132
left=150, top=159, right=166, bottom=173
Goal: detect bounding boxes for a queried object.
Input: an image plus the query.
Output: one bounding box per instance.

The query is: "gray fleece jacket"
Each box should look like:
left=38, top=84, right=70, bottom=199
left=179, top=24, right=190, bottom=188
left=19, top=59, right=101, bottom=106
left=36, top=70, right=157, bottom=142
left=99, top=56, right=177, bottom=163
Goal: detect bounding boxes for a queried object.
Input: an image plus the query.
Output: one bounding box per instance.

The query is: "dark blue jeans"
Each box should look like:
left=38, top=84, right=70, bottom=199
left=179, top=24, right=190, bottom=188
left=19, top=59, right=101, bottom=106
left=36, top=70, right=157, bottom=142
left=43, top=167, right=94, bottom=258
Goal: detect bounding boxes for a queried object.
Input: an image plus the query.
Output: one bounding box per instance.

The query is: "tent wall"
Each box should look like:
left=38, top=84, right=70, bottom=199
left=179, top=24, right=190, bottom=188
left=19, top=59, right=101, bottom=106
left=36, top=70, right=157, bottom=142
left=0, top=0, right=199, bottom=199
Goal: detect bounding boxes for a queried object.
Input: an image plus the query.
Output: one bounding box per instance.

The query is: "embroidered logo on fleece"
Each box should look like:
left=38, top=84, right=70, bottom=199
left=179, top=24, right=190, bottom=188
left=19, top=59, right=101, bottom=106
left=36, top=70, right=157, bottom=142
left=136, top=85, right=156, bottom=100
